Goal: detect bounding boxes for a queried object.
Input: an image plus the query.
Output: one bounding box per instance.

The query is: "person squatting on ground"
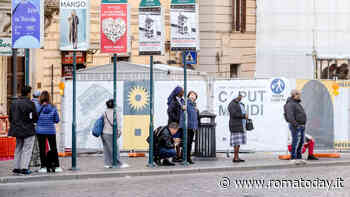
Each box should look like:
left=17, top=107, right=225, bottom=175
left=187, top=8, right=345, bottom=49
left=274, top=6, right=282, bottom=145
left=152, top=122, right=180, bottom=166
left=284, top=89, right=308, bottom=165
left=101, top=99, right=128, bottom=169
left=179, top=91, right=199, bottom=164
left=36, top=91, right=62, bottom=173
left=8, top=86, right=38, bottom=175
left=228, top=91, right=248, bottom=163
left=167, top=86, right=185, bottom=162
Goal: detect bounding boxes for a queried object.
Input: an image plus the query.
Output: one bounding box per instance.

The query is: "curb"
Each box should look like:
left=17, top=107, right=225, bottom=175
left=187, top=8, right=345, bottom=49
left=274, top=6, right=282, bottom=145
left=1, top=160, right=350, bottom=184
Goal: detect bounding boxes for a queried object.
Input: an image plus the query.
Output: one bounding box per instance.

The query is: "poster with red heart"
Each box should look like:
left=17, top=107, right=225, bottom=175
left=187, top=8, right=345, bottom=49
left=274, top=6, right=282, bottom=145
left=100, top=1, right=129, bottom=54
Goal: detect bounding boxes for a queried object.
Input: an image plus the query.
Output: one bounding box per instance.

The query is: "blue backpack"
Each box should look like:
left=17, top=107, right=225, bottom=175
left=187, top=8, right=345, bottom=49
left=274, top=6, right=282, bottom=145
left=92, top=114, right=104, bottom=137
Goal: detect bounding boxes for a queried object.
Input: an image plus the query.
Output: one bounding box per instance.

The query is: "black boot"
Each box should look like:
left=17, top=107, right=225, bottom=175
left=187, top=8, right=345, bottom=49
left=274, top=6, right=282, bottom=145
left=154, top=157, right=162, bottom=166
left=172, top=156, right=183, bottom=162
left=307, top=155, right=319, bottom=160
left=187, top=157, right=195, bottom=164
left=162, top=158, right=175, bottom=166
left=12, top=169, right=21, bottom=174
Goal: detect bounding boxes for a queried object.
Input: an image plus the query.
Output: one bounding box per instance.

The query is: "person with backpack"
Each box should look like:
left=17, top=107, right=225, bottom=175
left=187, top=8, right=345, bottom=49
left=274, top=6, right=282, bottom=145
left=101, top=99, right=128, bottom=168
left=8, top=86, right=38, bottom=175
left=151, top=122, right=179, bottom=166
left=36, top=91, right=62, bottom=173
left=167, top=86, right=185, bottom=162
left=284, top=89, right=307, bottom=164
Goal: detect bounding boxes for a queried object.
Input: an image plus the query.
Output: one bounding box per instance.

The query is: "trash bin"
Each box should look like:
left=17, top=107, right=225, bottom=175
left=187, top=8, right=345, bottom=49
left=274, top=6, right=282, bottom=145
left=194, top=111, right=216, bottom=159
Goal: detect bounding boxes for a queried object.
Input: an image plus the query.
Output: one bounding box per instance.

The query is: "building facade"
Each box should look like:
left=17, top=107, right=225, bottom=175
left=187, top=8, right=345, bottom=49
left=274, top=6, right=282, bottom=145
left=0, top=0, right=257, bottom=113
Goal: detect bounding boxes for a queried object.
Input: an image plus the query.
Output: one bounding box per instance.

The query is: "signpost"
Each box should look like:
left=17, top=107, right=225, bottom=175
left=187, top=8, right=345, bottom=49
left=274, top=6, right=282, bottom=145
left=183, top=51, right=197, bottom=65
left=171, top=0, right=199, bottom=166
left=60, top=0, right=90, bottom=170
left=100, top=0, right=129, bottom=168
left=139, top=0, right=164, bottom=167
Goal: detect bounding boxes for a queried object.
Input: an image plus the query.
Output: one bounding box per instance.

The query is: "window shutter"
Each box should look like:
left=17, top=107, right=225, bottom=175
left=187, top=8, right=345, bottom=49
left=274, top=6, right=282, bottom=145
left=241, top=0, right=246, bottom=33
left=236, top=0, right=241, bottom=31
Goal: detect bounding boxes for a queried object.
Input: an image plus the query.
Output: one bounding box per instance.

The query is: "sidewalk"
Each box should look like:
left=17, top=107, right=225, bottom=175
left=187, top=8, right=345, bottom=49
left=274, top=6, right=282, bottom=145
left=1, top=152, right=350, bottom=184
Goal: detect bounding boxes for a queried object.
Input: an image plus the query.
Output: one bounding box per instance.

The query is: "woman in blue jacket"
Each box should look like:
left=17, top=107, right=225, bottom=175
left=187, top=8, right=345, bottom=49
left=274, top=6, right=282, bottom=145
left=180, top=91, right=199, bottom=164
left=36, top=91, right=62, bottom=173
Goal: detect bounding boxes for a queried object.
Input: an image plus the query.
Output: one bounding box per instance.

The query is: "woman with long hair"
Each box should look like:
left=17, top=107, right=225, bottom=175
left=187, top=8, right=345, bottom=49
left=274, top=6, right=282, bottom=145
left=36, top=91, right=62, bottom=173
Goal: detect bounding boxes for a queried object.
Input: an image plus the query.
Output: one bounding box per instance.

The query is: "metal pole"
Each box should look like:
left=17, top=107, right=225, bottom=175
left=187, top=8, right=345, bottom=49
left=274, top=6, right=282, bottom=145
left=182, top=52, right=188, bottom=166
left=12, top=49, right=17, bottom=99
left=72, top=51, right=77, bottom=170
left=112, top=53, right=119, bottom=168
left=51, top=64, right=54, bottom=103
left=148, top=55, right=155, bottom=167
left=25, top=49, right=30, bottom=85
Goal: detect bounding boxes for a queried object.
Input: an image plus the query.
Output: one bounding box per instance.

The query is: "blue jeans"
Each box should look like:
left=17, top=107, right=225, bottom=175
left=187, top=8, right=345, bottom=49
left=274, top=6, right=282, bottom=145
left=158, top=148, right=176, bottom=159
left=289, top=124, right=305, bottom=160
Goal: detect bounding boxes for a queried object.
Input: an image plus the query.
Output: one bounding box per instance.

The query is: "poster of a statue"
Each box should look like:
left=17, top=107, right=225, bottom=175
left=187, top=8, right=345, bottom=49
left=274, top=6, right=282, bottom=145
left=60, top=0, right=89, bottom=51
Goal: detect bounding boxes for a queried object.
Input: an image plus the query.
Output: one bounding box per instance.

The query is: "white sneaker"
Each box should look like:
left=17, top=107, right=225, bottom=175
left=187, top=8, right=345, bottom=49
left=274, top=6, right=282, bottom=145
left=119, top=163, right=129, bottom=169
left=104, top=165, right=112, bottom=169
left=38, top=168, right=47, bottom=173
left=55, top=167, right=63, bottom=173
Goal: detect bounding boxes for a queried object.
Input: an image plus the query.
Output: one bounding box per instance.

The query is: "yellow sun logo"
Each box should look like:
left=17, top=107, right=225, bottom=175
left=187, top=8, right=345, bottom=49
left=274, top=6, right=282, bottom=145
left=128, top=86, right=149, bottom=111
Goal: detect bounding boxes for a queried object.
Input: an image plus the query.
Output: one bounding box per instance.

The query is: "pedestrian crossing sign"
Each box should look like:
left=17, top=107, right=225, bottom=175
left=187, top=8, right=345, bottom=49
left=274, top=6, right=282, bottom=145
left=183, top=51, right=197, bottom=64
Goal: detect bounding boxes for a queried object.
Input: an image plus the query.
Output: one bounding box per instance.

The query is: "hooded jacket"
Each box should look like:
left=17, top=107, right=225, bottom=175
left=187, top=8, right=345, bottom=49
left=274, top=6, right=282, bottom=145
left=167, top=87, right=185, bottom=124
left=36, top=104, right=60, bottom=135
left=284, top=97, right=307, bottom=127
left=8, top=97, right=38, bottom=138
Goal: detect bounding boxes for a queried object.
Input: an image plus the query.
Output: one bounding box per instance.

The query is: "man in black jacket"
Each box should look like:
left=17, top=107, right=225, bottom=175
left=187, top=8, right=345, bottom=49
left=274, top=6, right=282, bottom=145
left=155, top=122, right=179, bottom=166
left=284, top=89, right=307, bottom=164
left=8, top=86, right=38, bottom=174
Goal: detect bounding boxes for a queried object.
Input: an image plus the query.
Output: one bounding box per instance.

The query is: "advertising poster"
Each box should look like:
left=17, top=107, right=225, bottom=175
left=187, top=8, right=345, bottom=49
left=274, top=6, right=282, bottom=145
left=100, top=0, right=129, bottom=54
left=12, top=0, right=44, bottom=48
left=170, top=0, right=199, bottom=51
left=60, top=0, right=90, bottom=51
left=214, top=79, right=291, bottom=151
left=139, top=0, right=164, bottom=55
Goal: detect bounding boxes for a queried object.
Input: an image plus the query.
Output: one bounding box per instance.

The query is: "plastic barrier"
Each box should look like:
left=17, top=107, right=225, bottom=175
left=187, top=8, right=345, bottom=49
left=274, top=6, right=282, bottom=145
left=278, top=153, right=341, bottom=160
left=0, top=137, right=16, bottom=161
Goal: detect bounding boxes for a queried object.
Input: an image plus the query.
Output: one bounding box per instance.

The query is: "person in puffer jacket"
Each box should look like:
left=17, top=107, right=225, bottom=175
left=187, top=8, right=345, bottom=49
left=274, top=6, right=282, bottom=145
left=36, top=91, right=62, bottom=173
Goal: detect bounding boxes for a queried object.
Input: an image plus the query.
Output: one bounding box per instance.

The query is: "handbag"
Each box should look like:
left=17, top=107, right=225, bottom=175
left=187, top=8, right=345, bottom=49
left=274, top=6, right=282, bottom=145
left=246, top=119, right=254, bottom=131
left=92, top=114, right=104, bottom=137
